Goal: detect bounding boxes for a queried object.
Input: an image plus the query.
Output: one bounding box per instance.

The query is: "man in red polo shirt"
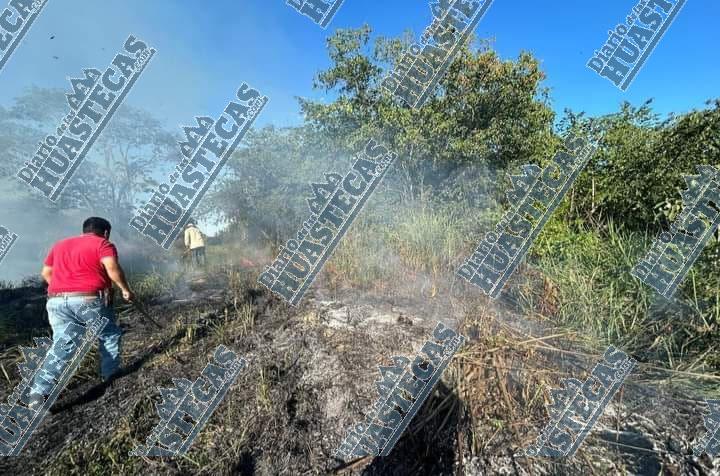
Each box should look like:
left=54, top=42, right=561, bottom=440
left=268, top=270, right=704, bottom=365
left=28, top=217, right=135, bottom=406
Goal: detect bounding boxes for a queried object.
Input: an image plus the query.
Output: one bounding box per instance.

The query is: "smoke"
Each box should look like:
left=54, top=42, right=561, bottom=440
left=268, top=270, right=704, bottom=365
left=0, top=176, right=187, bottom=284
left=0, top=180, right=82, bottom=283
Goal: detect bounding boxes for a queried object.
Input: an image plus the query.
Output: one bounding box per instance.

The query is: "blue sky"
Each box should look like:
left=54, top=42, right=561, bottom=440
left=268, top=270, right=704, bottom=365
left=0, top=0, right=716, bottom=279
left=0, top=0, right=716, bottom=131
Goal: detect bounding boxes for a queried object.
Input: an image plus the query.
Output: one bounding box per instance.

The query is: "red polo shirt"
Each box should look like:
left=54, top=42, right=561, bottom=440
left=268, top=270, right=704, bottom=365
left=44, top=234, right=118, bottom=294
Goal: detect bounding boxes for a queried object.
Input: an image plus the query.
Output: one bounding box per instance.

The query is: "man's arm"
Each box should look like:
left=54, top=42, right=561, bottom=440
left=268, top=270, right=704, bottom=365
left=101, top=256, right=135, bottom=302
left=41, top=265, right=52, bottom=285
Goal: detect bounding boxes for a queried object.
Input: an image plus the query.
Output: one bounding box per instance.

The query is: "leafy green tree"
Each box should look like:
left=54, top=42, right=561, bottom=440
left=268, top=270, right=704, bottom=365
left=559, top=99, right=720, bottom=232
left=208, top=125, right=337, bottom=244
left=300, top=26, right=556, bottom=203
left=0, top=87, right=176, bottom=230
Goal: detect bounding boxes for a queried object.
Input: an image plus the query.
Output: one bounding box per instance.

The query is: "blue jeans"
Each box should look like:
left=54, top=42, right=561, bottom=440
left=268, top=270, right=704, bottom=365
left=30, top=296, right=122, bottom=396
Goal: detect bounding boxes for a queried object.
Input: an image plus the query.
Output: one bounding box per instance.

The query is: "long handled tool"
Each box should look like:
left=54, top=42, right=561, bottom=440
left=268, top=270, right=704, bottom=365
left=131, top=299, right=163, bottom=329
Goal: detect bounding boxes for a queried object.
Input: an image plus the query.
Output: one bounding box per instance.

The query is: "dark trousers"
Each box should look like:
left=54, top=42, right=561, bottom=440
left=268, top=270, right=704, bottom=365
left=191, top=247, right=206, bottom=267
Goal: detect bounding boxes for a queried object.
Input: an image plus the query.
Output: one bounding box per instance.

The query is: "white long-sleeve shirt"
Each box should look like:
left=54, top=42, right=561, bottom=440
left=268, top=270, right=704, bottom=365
left=184, top=226, right=205, bottom=249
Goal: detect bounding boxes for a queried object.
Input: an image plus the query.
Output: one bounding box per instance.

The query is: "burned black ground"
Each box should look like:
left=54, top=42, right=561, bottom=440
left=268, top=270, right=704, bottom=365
left=0, top=267, right=716, bottom=475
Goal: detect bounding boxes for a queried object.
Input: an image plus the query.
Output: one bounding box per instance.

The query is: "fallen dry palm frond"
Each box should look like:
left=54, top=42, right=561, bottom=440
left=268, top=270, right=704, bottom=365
left=454, top=326, right=554, bottom=457
left=500, top=326, right=720, bottom=392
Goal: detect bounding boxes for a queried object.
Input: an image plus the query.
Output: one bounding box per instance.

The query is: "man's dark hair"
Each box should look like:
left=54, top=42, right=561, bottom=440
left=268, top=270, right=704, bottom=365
left=83, top=217, right=112, bottom=236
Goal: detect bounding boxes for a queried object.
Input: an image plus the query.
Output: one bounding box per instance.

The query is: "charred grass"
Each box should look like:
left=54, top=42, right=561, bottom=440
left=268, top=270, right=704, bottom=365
left=0, top=227, right=717, bottom=475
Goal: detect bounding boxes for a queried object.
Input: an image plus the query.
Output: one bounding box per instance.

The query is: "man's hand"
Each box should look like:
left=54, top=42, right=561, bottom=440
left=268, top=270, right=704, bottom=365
left=101, top=256, right=134, bottom=302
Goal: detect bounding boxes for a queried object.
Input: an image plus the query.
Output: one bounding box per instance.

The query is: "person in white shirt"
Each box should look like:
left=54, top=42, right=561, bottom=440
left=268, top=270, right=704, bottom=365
left=184, top=222, right=206, bottom=267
